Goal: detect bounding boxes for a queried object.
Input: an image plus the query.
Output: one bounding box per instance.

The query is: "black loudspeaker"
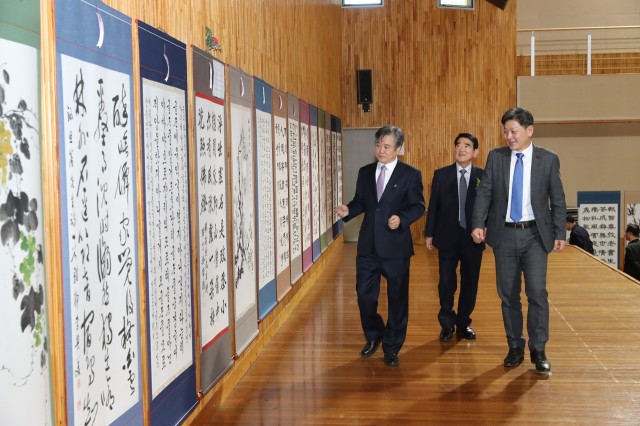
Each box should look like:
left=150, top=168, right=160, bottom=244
left=356, top=69, right=373, bottom=104
left=487, top=0, right=509, bottom=9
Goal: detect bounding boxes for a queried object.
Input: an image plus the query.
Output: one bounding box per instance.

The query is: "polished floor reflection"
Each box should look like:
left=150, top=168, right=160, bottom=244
left=193, top=242, right=640, bottom=425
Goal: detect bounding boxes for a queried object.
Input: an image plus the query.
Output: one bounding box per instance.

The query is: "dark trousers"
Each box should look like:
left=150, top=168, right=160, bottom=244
left=356, top=253, right=410, bottom=355
left=437, top=226, right=483, bottom=330
left=493, top=225, right=549, bottom=352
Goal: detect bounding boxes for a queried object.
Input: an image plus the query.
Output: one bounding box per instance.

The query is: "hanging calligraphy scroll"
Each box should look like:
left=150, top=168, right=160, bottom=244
left=624, top=193, right=640, bottom=269
left=331, top=115, right=342, bottom=238
left=273, top=88, right=291, bottom=300
left=324, top=111, right=334, bottom=246
left=288, top=94, right=303, bottom=284
left=192, top=46, right=232, bottom=393
left=56, top=2, right=142, bottom=425
left=318, top=109, right=329, bottom=251
left=138, top=20, right=196, bottom=425
left=0, top=1, right=53, bottom=425
left=228, top=66, right=258, bottom=355
left=335, top=116, right=344, bottom=236
left=299, top=100, right=312, bottom=272
left=578, top=191, right=621, bottom=267
left=624, top=192, right=640, bottom=230
left=254, top=78, right=277, bottom=319
left=624, top=192, right=640, bottom=269
left=310, top=105, right=321, bottom=262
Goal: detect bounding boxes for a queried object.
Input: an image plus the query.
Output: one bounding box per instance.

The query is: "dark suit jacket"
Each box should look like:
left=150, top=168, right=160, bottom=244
left=471, top=145, right=566, bottom=253
left=624, top=239, right=640, bottom=280
left=344, top=160, right=425, bottom=259
left=424, top=163, right=485, bottom=251
left=569, top=223, right=594, bottom=254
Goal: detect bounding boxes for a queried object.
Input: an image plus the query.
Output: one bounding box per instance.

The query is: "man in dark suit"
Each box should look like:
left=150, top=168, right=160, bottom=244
left=624, top=224, right=640, bottom=281
left=471, top=107, right=566, bottom=374
left=336, top=125, right=425, bottom=367
left=424, top=133, right=485, bottom=343
left=566, top=215, right=594, bottom=254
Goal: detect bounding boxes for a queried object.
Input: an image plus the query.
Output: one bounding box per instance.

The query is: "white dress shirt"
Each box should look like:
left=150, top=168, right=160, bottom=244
left=506, top=143, right=535, bottom=222
left=376, top=157, right=398, bottom=193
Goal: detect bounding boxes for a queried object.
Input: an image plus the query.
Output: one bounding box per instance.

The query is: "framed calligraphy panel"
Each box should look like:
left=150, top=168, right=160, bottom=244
left=192, top=47, right=232, bottom=393
left=57, top=1, right=142, bottom=424
left=324, top=111, right=334, bottom=246
left=254, top=78, right=277, bottom=319
left=288, top=94, right=302, bottom=284
left=318, top=109, right=329, bottom=251
left=310, top=105, right=321, bottom=262
left=578, top=191, right=621, bottom=267
left=336, top=116, right=344, bottom=236
left=331, top=115, right=342, bottom=238
left=624, top=192, right=640, bottom=269
left=138, top=21, right=196, bottom=425
left=623, top=192, right=640, bottom=229
left=228, top=66, right=258, bottom=355
left=299, top=100, right=313, bottom=272
left=273, top=89, right=291, bottom=300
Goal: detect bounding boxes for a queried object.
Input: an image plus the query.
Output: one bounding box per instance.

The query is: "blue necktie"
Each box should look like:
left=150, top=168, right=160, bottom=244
left=459, top=169, right=467, bottom=229
left=510, top=153, right=524, bottom=222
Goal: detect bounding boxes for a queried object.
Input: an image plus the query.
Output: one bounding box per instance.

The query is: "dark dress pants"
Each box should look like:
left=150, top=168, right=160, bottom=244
left=356, top=253, right=410, bottom=356
left=437, top=226, right=483, bottom=330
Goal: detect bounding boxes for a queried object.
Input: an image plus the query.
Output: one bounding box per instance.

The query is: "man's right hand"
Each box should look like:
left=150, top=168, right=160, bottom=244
left=471, top=228, right=485, bottom=244
left=425, top=237, right=434, bottom=250
left=336, top=205, right=349, bottom=219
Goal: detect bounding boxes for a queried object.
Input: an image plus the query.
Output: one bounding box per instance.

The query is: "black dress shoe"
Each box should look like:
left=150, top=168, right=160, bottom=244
left=456, top=325, right=476, bottom=340
left=360, top=337, right=382, bottom=357
left=383, top=353, right=399, bottom=366
left=439, top=327, right=455, bottom=342
left=530, top=350, right=551, bottom=373
left=503, top=347, right=525, bottom=367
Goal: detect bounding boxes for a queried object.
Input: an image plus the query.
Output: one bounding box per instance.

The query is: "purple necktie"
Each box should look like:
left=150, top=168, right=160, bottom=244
left=376, top=165, right=387, bottom=201
left=459, top=169, right=467, bottom=228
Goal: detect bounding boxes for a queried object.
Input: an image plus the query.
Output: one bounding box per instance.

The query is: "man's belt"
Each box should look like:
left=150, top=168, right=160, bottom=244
left=504, top=220, right=536, bottom=229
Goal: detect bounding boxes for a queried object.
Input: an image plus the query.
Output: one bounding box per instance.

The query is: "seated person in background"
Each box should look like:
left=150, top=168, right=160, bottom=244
left=624, top=224, right=640, bottom=281
left=566, top=215, right=594, bottom=254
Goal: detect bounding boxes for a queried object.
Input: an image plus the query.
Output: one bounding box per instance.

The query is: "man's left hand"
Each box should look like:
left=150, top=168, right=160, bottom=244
left=388, top=215, right=400, bottom=230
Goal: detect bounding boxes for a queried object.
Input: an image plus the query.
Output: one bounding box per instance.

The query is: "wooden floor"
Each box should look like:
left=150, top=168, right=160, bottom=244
left=193, top=242, right=640, bottom=425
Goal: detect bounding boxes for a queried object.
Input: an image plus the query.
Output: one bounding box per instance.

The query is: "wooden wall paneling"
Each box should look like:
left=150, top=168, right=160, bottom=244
left=517, top=53, right=640, bottom=76
left=341, top=1, right=517, bottom=240
left=102, top=0, right=343, bottom=116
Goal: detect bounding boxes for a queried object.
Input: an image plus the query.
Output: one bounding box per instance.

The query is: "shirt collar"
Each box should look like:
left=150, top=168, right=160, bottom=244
left=513, top=143, right=534, bottom=158
left=456, top=163, right=472, bottom=173
left=379, top=157, right=398, bottom=171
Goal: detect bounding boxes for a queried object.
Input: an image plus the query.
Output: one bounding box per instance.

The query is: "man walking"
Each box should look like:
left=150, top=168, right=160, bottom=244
left=471, top=107, right=566, bottom=373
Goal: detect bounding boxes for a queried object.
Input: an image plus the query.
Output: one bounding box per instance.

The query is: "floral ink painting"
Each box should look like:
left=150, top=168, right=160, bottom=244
left=0, top=37, right=52, bottom=426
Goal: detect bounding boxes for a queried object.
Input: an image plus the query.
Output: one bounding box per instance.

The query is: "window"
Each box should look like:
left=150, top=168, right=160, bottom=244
left=437, top=0, right=474, bottom=10
left=342, top=0, right=384, bottom=7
